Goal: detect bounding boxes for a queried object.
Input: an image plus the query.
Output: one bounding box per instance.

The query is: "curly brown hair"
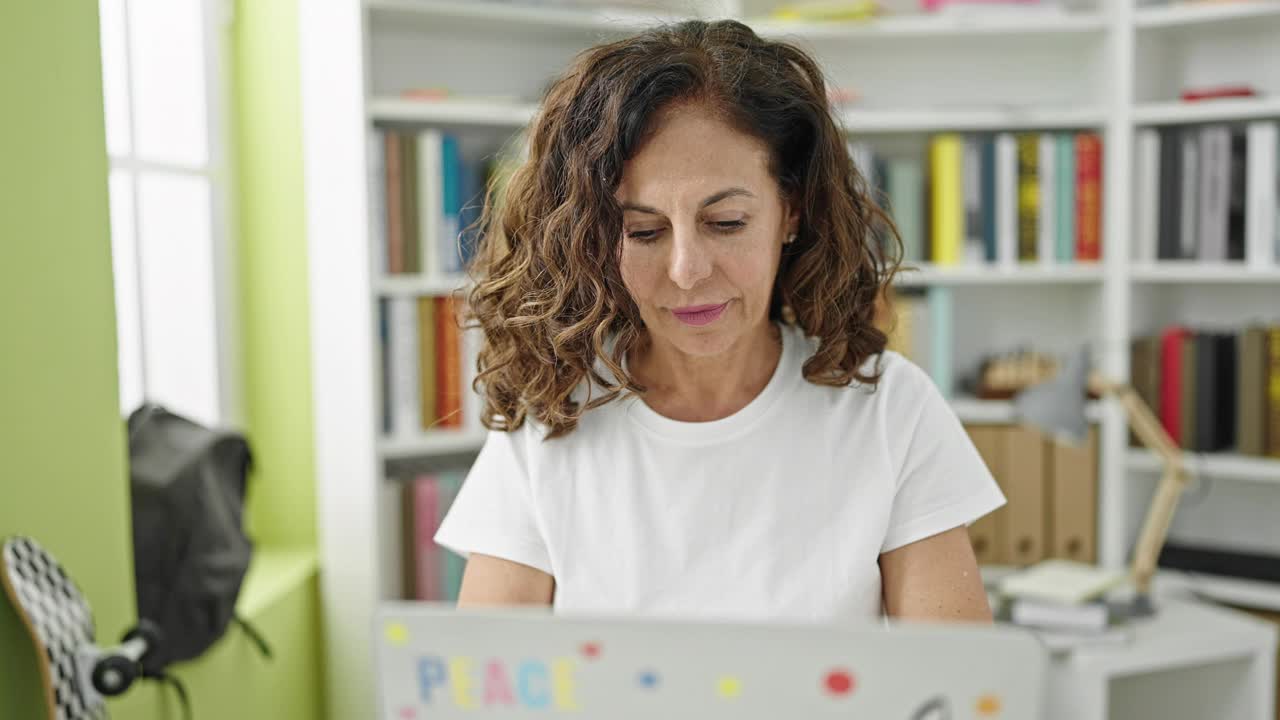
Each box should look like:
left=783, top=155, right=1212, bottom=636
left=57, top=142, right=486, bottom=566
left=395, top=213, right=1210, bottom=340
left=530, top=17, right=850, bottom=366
left=465, top=19, right=902, bottom=439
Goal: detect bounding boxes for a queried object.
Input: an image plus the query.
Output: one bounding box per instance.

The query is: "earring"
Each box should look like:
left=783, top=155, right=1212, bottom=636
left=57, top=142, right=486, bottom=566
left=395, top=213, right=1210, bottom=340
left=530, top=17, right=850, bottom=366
left=785, top=233, right=797, bottom=245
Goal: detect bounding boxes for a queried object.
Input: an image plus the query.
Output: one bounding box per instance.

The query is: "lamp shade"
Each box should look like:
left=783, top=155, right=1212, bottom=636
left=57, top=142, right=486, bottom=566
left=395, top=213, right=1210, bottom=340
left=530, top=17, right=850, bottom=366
left=1012, top=348, right=1090, bottom=446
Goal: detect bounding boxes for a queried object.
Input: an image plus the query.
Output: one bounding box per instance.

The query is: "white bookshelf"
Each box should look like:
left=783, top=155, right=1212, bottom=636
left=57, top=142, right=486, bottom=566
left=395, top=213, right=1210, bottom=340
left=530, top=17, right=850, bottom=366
left=298, top=1, right=1280, bottom=716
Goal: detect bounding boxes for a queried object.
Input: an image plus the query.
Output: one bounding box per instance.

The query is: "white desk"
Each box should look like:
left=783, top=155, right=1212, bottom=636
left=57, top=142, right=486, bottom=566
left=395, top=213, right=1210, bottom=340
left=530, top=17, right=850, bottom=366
left=1041, top=590, right=1277, bottom=720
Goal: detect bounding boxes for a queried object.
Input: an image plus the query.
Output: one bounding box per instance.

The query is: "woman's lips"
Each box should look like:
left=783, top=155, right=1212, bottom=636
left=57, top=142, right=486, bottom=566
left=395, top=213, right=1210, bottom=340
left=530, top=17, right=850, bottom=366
left=671, top=302, right=729, bottom=327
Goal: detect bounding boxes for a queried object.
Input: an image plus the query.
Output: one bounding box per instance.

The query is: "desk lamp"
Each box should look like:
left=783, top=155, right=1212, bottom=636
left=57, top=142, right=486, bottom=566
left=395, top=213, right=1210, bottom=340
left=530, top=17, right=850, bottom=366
left=1013, top=349, right=1189, bottom=617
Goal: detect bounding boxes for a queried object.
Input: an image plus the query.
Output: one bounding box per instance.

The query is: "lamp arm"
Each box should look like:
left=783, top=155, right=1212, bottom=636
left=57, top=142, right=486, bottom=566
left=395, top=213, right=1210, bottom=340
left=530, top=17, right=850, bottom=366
left=1089, top=374, right=1190, bottom=597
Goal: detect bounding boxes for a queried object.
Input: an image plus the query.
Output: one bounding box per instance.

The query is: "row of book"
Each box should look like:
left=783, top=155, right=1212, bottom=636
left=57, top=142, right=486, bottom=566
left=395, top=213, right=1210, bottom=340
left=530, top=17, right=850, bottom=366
left=379, top=296, right=476, bottom=436
left=390, top=473, right=466, bottom=603
left=964, top=424, right=1100, bottom=568
left=1131, top=325, right=1280, bottom=456
left=1134, top=121, right=1280, bottom=264
left=369, top=128, right=487, bottom=277
left=851, top=131, right=1103, bottom=267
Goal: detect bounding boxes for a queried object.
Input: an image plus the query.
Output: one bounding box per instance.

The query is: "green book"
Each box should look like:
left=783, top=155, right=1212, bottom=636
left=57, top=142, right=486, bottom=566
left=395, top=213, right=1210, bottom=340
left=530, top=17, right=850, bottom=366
left=440, top=472, right=466, bottom=601
left=887, top=158, right=924, bottom=263
left=1055, top=133, right=1076, bottom=263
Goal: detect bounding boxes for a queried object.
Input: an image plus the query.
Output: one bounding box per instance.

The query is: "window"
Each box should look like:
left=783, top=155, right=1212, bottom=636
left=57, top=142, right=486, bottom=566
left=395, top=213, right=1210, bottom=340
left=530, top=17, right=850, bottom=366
left=98, top=0, right=236, bottom=427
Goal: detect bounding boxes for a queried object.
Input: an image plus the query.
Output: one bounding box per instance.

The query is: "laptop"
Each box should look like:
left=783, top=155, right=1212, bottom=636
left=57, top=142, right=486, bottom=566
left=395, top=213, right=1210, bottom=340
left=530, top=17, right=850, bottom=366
left=376, top=603, right=1045, bottom=719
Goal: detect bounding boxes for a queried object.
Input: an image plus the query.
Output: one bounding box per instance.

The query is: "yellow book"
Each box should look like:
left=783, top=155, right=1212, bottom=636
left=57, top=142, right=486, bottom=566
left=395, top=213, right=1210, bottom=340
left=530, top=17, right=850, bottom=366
left=417, top=297, right=437, bottom=428
left=929, top=134, right=963, bottom=266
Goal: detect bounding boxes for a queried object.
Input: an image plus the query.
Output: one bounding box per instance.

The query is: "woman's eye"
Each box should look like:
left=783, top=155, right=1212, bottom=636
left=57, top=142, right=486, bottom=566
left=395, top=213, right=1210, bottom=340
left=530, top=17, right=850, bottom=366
left=712, top=220, right=746, bottom=232
left=626, top=229, right=661, bottom=242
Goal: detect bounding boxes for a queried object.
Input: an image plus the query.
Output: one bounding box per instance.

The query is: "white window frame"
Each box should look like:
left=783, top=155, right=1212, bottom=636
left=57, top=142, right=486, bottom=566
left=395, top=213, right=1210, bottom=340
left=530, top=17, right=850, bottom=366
left=100, top=0, right=240, bottom=427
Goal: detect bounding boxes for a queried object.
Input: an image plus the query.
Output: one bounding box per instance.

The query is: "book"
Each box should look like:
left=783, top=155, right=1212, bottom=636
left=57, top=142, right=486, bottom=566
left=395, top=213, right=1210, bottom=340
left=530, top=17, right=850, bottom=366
left=1270, top=326, right=1280, bottom=458
left=379, top=298, right=391, bottom=434
left=1227, top=127, right=1248, bottom=261
left=963, top=137, right=985, bottom=264
left=1016, top=133, right=1039, bottom=263
left=1135, top=129, right=1160, bottom=263
left=1179, top=130, right=1200, bottom=259
left=999, top=559, right=1125, bottom=605
left=1246, top=122, right=1278, bottom=268
left=1160, top=326, right=1190, bottom=445
left=1010, top=597, right=1109, bottom=633
left=927, top=288, right=954, bottom=396
left=1197, top=125, right=1230, bottom=262
left=1157, top=127, right=1183, bottom=261
left=1055, top=133, right=1076, bottom=264
left=417, top=297, right=438, bottom=429
left=385, top=132, right=405, bottom=274
left=996, top=133, right=1018, bottom=268
left=1194, top=332, right=1228, bottom=453
left=1238, top=327, right=1269, bottom=456
left=1038, top=133, right=1056, bottom=266
left=930, top=134, right=964, bottom=266
left=435, top=295, right=464, bottom=429
left=410, top=475, right=442, bottom=601
left=388, top=297, right=421, bottom=436
left=1075, top=133, right=1103, bottom=262
left=980, top=136, right=997, bottom=264
left=1180, top=330, right=1198, bottom=452
left=440, top=134, right=464, bottom=274
left=401, top=132, right=421, bottom=274
left=369, top=128, right=388, bottom=275
left=887, top=157, right=925, bottom=263
left=418, top=129, right=443, bottom=277
left=438, top=472, right=466, bottom=602
left=461, top=320, right=484, bottom=432
left=1130, top=335, right=1162, bottom=446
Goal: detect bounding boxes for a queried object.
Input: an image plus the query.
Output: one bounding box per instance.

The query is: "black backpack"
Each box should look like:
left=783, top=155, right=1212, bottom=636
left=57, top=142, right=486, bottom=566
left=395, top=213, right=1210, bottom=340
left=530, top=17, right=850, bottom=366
left=126, top=404, right=271, bottom=678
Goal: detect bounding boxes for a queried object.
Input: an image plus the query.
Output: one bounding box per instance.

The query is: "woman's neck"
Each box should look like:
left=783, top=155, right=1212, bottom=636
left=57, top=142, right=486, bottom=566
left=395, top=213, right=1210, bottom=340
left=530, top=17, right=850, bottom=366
left=631, top=320, right=782, bottom=423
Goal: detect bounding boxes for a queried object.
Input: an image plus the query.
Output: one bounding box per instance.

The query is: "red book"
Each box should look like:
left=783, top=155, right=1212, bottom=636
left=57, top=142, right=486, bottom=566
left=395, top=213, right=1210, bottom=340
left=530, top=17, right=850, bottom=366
left=1180, top=85, right=1257, bottom=102
left=411, top=475, right=441, bottom=601
left=1160, top=327, right=1189, bottom=446
left=435, top=296, right=463, bottom=429
left=384, top=132, right=404, bottom=275
left=1075, top=133, right=1103, bottom=262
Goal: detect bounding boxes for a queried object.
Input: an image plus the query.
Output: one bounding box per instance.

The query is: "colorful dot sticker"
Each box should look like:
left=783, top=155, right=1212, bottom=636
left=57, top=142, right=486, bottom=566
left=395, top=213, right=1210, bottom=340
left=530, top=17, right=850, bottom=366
left=384, top=622, right=409, bottom=646
left=976, top=693, right=1002, bottom=716
left=580, top=642, right=602, bottom=660
left=637, top=670, right=660, bottom=689
left=716, top=675, right=742, bottom=699
left=824, top=668, right=856, bottom=697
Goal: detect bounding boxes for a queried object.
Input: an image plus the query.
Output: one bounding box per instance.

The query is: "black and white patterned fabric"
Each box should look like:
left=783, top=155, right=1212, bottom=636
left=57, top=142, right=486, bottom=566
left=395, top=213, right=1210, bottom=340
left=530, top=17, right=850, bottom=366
left=2, top=536, right=106, bottom=720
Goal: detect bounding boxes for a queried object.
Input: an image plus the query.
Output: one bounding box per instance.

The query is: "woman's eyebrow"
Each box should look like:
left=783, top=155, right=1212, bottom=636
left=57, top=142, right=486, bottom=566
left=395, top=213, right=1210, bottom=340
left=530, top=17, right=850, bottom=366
left=620, top=187, right=756, bottom=215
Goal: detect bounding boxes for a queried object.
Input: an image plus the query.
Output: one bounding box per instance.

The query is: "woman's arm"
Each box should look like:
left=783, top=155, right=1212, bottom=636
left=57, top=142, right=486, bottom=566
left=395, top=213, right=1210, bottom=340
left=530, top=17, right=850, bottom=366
left=879, top=526, right=993, bottom=622
left=456, top=553, right=555, bottom=607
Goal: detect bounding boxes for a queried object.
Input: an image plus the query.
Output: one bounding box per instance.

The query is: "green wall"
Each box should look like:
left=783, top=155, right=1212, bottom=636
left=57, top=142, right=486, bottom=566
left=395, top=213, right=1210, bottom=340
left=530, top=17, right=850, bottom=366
left=234, top=0, right=318, bottom=551
left=1, top=1, right=323, bottom=718
left=0, top=3, right=141, bottom=717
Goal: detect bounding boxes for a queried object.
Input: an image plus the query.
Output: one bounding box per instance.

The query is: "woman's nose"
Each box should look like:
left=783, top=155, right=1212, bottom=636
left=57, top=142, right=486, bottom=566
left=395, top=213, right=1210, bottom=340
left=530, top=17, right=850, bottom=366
left=667, top=225, right=712, bottom=290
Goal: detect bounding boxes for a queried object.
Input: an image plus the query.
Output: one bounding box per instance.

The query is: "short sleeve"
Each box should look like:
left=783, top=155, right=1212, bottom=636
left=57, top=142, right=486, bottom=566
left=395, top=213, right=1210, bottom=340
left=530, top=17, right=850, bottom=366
left=434, top=427, right=554, bottom=575
left=880, top=362, right=1007, bottom=554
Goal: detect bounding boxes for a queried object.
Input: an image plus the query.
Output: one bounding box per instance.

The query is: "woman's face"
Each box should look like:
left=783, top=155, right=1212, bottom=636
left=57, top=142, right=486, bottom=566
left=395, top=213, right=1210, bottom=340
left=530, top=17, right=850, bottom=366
left=616, top=104, right=797, bottom=359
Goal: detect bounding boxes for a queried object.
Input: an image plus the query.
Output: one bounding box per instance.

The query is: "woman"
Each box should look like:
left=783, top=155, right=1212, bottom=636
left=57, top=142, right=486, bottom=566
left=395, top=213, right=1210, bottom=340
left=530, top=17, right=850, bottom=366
left=435, top=20, right=1004, bottom=622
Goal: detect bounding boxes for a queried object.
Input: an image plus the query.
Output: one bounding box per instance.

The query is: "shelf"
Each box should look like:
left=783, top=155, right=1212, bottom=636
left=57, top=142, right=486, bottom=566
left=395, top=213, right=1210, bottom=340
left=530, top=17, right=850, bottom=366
left=1135, top=0, right=1280, bottom=29
left=1130, top=263, right=1280, bottom=284
left=370, top=97, right=536, bottom=127
left=895, top=263, right=1105, bottom=287
left=841, top=106, right=1107, bottom=134
left=1127, top=449, right=1280, bottom=484
left=1134, top=96, right=1280, bottom=126
left=379, top=429, right=488, bottom=460
left=365, top=0, right=683, bottom=35
left=753, top=10, right=1107, bottom=39
left=952, top=396, right=1104, bottom=424
left=376, top=274, right=470, bottom=297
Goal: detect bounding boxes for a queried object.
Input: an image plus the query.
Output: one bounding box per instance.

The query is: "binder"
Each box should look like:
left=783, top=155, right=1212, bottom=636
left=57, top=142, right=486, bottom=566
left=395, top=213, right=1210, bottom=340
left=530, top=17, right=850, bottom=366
left=1047, top=427, right=1098, bottom=564
left=965, top=425, right=1007, bottom=565
left=1002, top=425, right=1047, bottom=566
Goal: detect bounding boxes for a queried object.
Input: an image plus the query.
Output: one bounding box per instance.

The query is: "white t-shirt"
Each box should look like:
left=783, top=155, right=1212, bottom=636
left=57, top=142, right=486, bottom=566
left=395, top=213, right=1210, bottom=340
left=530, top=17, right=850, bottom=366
left=435, top=322, right=1005, bottom=622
